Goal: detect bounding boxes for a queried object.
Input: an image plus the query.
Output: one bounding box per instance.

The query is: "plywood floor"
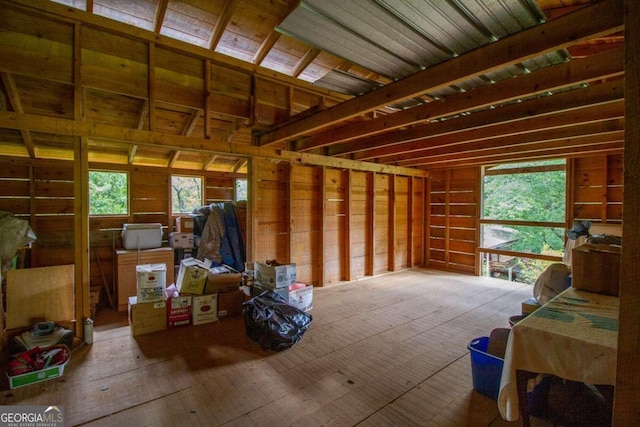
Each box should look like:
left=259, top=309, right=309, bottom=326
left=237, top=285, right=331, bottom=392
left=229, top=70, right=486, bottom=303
left=0, top=269, right=555, bottom=426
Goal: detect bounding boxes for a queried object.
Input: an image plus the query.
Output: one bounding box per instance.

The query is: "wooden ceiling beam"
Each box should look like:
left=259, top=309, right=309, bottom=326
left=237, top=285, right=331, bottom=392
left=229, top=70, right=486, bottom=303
left=295, top=47, right=623, bottom=152
left=209, top=0, right=237, bottom=51
left=334, top=79, right=623, bottom=159
left=0, top=111, right=428, bottom=177
left=203, top=154, right=218, bottom=170
left=291, top=48, right=321, bottom=78
left=154, top=0, right=169, bottom=34
left=232, top=158, right=247, bottom=172
left=182, top=110, right=199, bottom=137
left=252, top=31, right=281, bottom=65
left=168, top=150, right=180, bottom=167
left=403, top=139, right=623, bottom=170
left=1, top=72, right=35, bottom=158
left=359, top=100, right=625, bottom=163
left=255, top=0, right=623, bottom=146
left=389, top=119, right=624, bottom=166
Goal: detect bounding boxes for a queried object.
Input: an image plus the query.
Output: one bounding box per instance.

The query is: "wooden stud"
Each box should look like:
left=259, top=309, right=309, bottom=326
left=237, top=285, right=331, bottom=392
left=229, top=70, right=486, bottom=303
left=74, top=136, right=90, bottom=336
left=615, top=0, right=640, bottom=420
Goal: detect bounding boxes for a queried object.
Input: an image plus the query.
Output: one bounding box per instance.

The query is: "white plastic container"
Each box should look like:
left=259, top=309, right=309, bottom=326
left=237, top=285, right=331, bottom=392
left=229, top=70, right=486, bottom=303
left=122, top=223, right=163, bottom=250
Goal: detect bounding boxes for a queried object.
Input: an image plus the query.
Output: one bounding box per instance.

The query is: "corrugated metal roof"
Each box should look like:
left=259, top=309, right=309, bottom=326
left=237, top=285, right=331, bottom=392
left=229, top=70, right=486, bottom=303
left=283, top=0, right=571, bottom=110
left=278, top=0, right=549, bottom=83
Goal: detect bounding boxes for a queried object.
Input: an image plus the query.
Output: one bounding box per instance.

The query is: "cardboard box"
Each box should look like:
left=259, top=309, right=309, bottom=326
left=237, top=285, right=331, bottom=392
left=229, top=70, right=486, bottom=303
left=254, top=262, right=297, bottom=288
left=176, top=258, right=210, bottom=295
left=136, top=263, right=167, bottom=303
left=572, top=244, right=621, bottom=296
left=168, top=295, right=192, bottom=327
left=122, top=223, right=163, bottom=250
left=128, top=296, right=167, bottom=336
left=7, top=345, right=71, bottom=389
left=521, top=297, right=541, bottom=315
left=252, top=281, right=288, bottom=300
left=206, top=265, right=241, bottom=294
left=175, top=216, right=194, bottom=233
left=289, top=284, right=313, bottom=312
left=192, top=294, right=218, bottom=325
left=169, top=232, right=194, bottom=249
left=217, top=290, right=245, bottom=318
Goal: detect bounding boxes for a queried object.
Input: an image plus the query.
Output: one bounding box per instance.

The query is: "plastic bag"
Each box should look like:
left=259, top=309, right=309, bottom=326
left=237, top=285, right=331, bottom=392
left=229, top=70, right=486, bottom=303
left=242, top=290, right=312, bottom=351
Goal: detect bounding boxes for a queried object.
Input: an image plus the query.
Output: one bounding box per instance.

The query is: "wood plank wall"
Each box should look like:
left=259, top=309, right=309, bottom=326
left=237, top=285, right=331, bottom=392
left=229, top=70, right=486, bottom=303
left=252, top=158, right=426, bottom=287
left=427, top=167, right=479, bottom=274
left=570, top=154, right=624, bottom=223
left=426, top=154, right=623, bottom=275
left=0, top=157, right=245, bottom=306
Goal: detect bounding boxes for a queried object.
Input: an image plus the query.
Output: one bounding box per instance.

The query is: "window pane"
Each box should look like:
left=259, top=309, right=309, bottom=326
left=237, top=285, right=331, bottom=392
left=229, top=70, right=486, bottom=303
left=89, top=171, right=128, bottom=215
left=235, top=178, right=247, bottom=201
left=171, top=176, right=202, bottom=213
left=483, top=167, right=566, bottom=222
left=481, top=224, right=565, bottom=255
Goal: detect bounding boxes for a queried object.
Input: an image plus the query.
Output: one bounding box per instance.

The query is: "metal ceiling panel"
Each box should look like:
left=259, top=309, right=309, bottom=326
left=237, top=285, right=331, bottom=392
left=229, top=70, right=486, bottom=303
left=305, top=0, right=451, bottom=68
left=277, top=4, right=418, bottom=79
left=376, top=0, right=495, bottom=55
left=313, top=70, right=383, bottom=96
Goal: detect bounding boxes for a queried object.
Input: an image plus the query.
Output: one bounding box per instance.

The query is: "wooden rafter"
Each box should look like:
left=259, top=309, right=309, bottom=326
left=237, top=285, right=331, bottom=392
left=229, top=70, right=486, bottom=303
left=294, top=47, right=624, bottom=152
left=154, top=0, right=169, bottom=34
left=203, top=154, right=218, bottom=170
left=255, top=0, right=623, bottom=146
left=209, top=0, right=237, bottom=51
left=168, top=150, right=180, bottom=168
left=0, top=111, right=428, bottom=177
left=252, top=31, right=281, bottom=65
left=231, top=158, right=247, bottom=173
left=182, top=110, right=200, bottom=137
left=291, top=47, right=320, bottom=78
left=1, top=72, right=35, bottom=158
left=333, top=80, right=624, bottom=159
left=128, top=145, right=137, bottom=164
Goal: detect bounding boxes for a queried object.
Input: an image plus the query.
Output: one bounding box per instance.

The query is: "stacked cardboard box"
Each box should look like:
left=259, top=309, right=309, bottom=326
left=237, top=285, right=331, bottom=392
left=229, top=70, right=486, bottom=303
left=129, top=256, right=247, bottom=336
left=251, top=262, right=313, bottom=312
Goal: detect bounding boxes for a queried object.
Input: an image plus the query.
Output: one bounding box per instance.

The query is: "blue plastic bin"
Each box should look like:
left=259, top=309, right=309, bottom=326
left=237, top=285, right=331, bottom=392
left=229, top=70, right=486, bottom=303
left=468, top=336, right=504, bottom=400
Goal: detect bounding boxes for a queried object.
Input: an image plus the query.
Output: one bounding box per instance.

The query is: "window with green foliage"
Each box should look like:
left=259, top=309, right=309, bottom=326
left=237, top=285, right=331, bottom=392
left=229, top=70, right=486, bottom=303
left=89, top=171, right=128, bottom=215
left=481, top=160, right=567, bottom=284
left=171, top=175, right=202, bottom=214
left=235, top=178, right=247, bottom=201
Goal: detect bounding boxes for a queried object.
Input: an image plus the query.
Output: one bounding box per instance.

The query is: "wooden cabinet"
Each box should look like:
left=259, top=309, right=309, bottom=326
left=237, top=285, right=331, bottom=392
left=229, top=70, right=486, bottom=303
left=115, top=247, right=175, bottom=311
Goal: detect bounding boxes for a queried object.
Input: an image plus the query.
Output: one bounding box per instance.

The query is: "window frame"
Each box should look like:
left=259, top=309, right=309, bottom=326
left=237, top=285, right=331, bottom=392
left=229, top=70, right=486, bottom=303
left=478, top=160, right=568, bottom=281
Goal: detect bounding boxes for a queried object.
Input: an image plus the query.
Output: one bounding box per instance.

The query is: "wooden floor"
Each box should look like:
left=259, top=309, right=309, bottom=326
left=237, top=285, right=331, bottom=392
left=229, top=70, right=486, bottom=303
left=0, top=269, right=556, bottom=426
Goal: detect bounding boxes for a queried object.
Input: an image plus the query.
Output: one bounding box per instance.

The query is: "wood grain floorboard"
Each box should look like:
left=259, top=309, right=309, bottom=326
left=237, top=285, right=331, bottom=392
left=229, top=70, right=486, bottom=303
left=0, top=268, right=557, bottom=426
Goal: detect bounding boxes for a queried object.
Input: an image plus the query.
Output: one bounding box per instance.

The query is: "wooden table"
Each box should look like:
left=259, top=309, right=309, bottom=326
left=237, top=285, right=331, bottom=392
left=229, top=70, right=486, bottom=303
left=497, top=287, right=619, bottom=425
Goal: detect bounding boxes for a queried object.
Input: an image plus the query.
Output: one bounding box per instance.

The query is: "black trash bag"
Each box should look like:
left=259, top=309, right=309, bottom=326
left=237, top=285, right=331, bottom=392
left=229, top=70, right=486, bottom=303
left=242, top=290, right=312, bottom=351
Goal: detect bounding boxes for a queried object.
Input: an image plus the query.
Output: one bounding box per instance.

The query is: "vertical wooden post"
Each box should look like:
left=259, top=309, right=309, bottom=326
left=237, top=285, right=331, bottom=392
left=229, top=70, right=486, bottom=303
left=204, top=60, right=212, bottom=139
left=247, top=158, right=257, bottom=262
left=74, top=137, right=90, bottom=337
left=388, top=175, right=396, bottom=272
left=366, top=172, right=375, bottom=276
left=147, top=43, right=156, bottom=132
left=407, top=176, right=414, bottom=268
left=319, top=166, right=326, bottom=286
left=344, top=169, right=352, bottom=282
left=614, top=1, right=640, bottom=423
left=475, top=168, right=482, bottom=276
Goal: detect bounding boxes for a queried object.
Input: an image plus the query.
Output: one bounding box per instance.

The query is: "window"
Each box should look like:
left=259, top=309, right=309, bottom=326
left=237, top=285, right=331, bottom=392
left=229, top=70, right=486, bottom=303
left=89, top=171, right=128, bottom=215
left=171, top=175, right=202, bottom=214
left=235, top=178, right=247, bottom=201
left=480, top=160, right=566, bottom=283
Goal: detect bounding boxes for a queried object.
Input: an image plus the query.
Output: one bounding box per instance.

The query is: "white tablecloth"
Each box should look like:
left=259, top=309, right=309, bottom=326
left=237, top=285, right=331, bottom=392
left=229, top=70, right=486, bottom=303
left=498, top=287, right=619, bottom=421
